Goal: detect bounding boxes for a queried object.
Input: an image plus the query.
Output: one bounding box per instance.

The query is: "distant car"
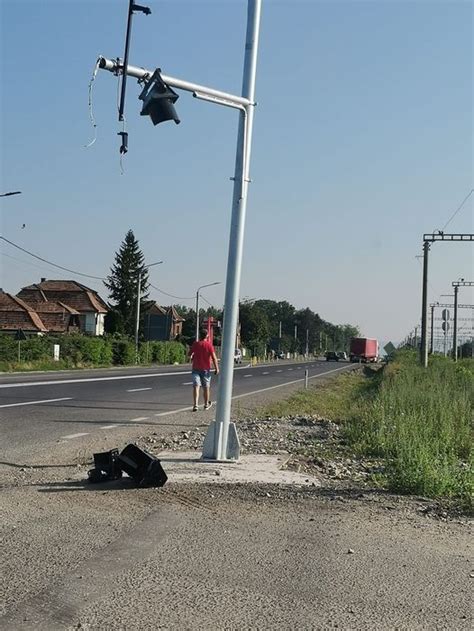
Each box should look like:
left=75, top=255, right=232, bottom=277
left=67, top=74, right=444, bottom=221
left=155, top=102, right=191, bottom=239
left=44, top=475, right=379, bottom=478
left=337, top=351, right=348, bottom=361
left=234, top=349, right=242, bottom=364
left=326, top=351, right=339, bottom=361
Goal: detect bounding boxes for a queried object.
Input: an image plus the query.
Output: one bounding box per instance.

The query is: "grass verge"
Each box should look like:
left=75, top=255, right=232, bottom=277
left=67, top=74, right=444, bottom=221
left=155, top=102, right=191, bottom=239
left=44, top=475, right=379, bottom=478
left=261, top=352, right=473, bottom=513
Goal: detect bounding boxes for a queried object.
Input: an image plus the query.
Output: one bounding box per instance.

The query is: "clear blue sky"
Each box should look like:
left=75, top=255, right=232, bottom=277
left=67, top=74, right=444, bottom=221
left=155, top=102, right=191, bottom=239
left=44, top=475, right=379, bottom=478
left=1, top=0, right=472, bottom=346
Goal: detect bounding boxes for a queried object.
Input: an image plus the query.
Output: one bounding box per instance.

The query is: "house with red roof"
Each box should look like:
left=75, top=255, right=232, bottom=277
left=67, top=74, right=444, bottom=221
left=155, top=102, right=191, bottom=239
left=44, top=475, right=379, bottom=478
left=17, top=279, right=108, bottom=336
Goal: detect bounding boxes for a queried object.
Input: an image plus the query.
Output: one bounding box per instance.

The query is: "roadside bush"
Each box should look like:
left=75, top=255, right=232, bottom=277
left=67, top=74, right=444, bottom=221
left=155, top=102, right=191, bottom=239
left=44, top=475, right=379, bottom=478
left=148, top=341, right=186, bottom=364
left=111, top=338, right=136, bottom=365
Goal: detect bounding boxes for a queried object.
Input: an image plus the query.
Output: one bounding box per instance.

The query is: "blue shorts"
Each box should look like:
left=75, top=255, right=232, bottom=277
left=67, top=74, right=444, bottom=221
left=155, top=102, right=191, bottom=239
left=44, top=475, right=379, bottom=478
left=192, top=369, right=211, bottom=387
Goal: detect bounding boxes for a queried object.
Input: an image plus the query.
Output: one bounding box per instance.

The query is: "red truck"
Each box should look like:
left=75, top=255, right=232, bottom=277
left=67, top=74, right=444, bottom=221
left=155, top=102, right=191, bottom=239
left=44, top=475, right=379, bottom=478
left=349, top=338, right=378, bottom=363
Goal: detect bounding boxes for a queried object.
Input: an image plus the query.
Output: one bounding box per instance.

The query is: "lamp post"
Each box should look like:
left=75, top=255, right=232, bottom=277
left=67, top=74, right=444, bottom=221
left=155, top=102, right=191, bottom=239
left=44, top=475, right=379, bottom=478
left=195, top=282, right=221, bottom=341
left=135, top=260, right=163, bottom=360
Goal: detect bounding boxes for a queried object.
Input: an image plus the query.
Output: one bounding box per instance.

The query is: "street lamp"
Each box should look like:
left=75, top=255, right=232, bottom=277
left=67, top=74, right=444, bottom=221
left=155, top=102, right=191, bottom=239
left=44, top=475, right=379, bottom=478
left=135, top=260, right=163, bottom=360
left=0, top=191, right=22, bottom=197
left=195, top=282, right=221, bottom=341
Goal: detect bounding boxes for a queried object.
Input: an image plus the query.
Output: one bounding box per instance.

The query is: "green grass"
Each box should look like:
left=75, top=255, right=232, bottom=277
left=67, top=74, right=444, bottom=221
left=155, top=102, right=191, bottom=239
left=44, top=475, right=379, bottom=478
left=260, top=352, right=473, bottom=512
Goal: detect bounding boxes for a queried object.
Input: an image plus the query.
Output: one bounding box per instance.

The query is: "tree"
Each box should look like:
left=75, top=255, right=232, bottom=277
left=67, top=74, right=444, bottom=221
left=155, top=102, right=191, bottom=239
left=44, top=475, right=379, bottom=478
left=239, top=301, right=270, bottom=356
left=104, top=230, right=150, bottom=337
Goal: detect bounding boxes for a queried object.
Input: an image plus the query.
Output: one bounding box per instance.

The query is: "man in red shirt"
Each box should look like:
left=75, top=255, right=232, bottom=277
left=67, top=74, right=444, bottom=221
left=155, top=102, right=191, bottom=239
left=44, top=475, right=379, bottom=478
left=189, top=328, right=219, bottom=411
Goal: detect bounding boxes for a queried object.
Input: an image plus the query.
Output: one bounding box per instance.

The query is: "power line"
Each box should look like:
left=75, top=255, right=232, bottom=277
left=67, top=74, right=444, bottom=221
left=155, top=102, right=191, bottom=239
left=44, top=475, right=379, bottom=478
left=0, top=236, right=105, bottom=281
left=441, top=189, right=474, bottom=231
left=148, top=282, right=194, bottom=301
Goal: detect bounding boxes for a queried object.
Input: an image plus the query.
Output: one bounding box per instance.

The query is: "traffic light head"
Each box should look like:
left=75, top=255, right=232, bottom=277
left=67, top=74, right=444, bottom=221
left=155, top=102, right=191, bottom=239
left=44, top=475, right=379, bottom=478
left=139, top=69, right=180, bottom=126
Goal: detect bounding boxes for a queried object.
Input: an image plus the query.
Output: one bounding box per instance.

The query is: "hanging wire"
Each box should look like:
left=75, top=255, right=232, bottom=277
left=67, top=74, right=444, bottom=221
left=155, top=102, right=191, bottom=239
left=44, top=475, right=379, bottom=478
left=84, top=58, right=101, bottom=148
left=0, top=236, right=105, bottom=280
left=149, top=282, right=194, bottom=301
left=440, top=189, right=474, bottom=231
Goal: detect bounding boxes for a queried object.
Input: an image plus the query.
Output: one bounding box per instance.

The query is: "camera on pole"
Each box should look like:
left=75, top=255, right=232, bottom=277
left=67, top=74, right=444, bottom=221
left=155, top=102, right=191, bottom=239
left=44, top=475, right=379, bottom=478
left=139, top=69, right=181, bottom=126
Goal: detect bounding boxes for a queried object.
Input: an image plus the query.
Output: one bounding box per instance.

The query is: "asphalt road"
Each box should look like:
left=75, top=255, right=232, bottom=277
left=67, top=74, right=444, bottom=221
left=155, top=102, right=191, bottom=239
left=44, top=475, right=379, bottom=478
left=0, top=359, right=354, bottom=457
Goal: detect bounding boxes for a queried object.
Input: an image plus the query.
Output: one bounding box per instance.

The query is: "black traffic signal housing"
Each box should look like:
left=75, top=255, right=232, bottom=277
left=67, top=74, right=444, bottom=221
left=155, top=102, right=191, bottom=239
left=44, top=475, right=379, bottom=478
left=139, top=68, right=180, bottom=126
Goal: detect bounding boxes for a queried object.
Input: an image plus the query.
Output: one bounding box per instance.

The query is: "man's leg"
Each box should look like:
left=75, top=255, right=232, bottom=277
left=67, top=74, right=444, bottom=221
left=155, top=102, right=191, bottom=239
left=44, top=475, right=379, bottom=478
left=193, top=385, right=200, bottom=408
left=203, top=371, right=212, bottom=409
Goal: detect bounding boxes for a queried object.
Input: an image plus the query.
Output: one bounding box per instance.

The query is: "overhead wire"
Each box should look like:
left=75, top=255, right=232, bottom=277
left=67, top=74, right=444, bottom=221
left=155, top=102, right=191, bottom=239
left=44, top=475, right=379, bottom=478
left=440, top=188, right=474, bottom=231
left=0, top=236, right=105, bottom=281
left=148, top=282, right=194, bottom=301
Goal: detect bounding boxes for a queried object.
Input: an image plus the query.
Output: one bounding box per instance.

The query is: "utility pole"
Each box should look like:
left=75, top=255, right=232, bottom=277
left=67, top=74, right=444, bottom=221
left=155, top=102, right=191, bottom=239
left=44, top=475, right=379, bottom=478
left=420, top=240, right=430, bottom=368
left=429, top=303, right=438, bottom=354
left=305, top=328, right=309, bottom=357
left=278, top=321, right=282, bottom=351
left=414, top=326, right=418, bottom=349
left=419, top=233, right=474, bottom=367
left=452, top=280, right=474, bottom=361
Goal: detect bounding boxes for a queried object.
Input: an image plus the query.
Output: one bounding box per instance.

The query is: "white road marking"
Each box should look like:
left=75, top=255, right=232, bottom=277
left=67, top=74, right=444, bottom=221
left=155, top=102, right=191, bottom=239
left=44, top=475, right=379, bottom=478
left=0, top=397, right=73, bottom=409
left=100, top=425, right=119, bottom=430
left=182, top=382, right=193, bottom=385
left=232, top=365, right=353, bottom=400
left=115, top=365, right=354, bottom=423
left=297, top=367, right=302, bottom=370
left=262, top=371, right=269, bottom=375
left=130, top=416, right=149, bottom=422
left=127, top=387, right=152, bottom=392
left=61, top=432, right=89, bottom=439
left=154, top=406, right=193, bottom=418
left=276, top=370, right=282, bottom=373
left=243, top=374, right=253, bottom=378
left=287, top=368, right=293, bottom=371
left=0, top=371, right=189, bottom=389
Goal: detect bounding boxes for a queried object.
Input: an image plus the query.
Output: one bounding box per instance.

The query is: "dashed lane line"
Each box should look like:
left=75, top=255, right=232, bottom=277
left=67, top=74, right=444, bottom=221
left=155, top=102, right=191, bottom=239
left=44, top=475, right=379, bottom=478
left=126, top=387, right=152, bottom=392
left=0, top=397, right=73, bottom=409
left=154, top=406, right=193, bottom=418
left=130, top=416, right=150, bottom=422
left=243, top=374, right=253, bottom=378
left=100, top=425, right=119, bottom=430
left=276, top=370, right=282, bottom=373
left=182, top=382, right=193, bottom=385
left=262, top=371, right=270, bottom=375
left=61, top=432, right=90, bottom=440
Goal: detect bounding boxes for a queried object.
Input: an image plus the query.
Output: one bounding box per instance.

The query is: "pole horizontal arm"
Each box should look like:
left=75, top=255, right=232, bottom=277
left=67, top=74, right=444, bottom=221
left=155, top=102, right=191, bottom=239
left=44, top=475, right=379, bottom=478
left=98, top=56, right=252, bottom=108
left=423, top=233, right=474, bottom=242
left=429, top=303, right=474, bottom=308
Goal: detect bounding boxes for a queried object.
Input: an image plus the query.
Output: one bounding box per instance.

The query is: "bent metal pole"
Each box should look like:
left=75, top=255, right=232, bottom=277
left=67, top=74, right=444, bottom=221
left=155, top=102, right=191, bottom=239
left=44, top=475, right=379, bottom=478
left=207, top=0, right=261, bottom=460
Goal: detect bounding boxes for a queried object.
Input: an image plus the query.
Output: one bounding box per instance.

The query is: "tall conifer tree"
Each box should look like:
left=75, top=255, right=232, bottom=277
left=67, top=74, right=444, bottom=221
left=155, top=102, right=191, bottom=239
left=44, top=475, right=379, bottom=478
left=104, top=230, right=150, bottom=336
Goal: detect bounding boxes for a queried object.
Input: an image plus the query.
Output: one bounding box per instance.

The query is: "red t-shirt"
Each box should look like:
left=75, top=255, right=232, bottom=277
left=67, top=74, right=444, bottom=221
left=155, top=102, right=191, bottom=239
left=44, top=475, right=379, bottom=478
left=191, top=340, right=215, bottom=371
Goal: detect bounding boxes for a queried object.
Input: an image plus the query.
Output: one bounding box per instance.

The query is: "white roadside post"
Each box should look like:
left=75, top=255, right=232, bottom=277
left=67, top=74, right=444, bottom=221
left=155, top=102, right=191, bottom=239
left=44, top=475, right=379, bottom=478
left=97, top=0, right=262, bottom=461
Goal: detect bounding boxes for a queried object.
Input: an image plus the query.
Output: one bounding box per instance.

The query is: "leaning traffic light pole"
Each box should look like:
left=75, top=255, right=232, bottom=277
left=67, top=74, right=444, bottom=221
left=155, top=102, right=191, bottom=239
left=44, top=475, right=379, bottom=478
left=97, top=0, right=262, bottom=460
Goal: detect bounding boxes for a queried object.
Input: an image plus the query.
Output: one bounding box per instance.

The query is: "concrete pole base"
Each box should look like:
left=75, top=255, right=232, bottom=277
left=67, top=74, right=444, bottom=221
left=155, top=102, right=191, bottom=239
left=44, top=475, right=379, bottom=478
left=201, top=421, right=241, bottom=461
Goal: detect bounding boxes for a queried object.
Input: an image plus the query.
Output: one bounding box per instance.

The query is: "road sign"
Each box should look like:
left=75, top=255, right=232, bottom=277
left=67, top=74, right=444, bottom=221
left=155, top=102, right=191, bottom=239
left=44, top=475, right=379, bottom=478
left=15, top=329, right=27, bottom=341
left=384, top=342, right=396, bottom=355
left=442, top=309, right=450, bottom=321
left=442, top=322, right=450, bottom=332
